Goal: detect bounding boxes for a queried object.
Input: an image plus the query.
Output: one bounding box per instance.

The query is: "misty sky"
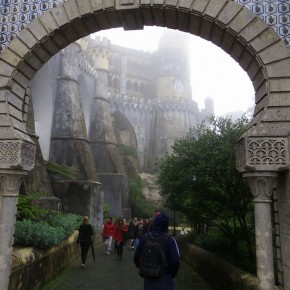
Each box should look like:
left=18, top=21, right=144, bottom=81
left=92, top=26, right=255, bottom=117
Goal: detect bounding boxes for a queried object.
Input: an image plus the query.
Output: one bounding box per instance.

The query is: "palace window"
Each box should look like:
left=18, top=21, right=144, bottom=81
left=175, top=79, right=184, bottom=93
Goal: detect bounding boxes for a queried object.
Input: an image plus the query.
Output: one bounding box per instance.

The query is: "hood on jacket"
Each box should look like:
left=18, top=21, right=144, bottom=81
left=151, top=212, right=169, bottom=232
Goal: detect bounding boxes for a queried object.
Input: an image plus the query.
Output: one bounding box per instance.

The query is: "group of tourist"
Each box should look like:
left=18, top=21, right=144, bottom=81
left=127, top=217, right=153, bottom=250
left=102, top=216, right=127, bottom=260
left=77, top=212, right=180, bottom=290
left=101, top=216, right=153, bottom=259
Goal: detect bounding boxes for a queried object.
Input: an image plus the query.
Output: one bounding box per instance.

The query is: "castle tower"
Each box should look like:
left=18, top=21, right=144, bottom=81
left=87, top=37, right=129, bottom=217
left=148, top=29, right=199, bottom=169
left=201, top=97, right=215, bottom=122
left=155, top=29, right=192, bottom=101
left=205, top=97, right=214, bottom=117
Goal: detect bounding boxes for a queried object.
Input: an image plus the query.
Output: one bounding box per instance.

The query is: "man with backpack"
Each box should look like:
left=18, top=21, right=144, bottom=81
left=134, top=212, right=180, bottom=290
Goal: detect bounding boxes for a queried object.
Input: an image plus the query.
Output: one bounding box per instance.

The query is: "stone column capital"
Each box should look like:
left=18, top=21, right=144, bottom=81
left=0, top=140, right=36, bottom=171
left=236, top=136, right=289, bottom=173
left=243, top=171, right=278, bottom=202
left=0, top=170, right=26, bottom=197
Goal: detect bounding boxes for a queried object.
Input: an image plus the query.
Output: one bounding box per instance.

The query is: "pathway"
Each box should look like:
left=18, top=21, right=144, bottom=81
left=41, top=242, right=213, bottom=290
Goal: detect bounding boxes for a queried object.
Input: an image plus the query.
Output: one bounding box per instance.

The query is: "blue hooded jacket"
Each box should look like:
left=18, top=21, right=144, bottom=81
left=134, top=212, right=180, bottom=279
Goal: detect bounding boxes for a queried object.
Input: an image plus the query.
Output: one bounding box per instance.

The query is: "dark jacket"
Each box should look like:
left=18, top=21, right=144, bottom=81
left=134, top=213, right=180, bottom=279
left=78, top=223, right=93, bottom=244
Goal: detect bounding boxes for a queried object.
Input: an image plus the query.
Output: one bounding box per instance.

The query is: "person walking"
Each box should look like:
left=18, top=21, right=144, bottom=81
left=128, top=219, right=135, bottom=250
left=143, top=218, right=153, bottom=234
left=134, top=212, right=180, bottom=290
left=132, top=217, right=139, bottom=250
left=77, top=216, right=94, bottom=268
left=135, top=218, right=144, bottom=249
left=114, top=217, right=128, bottom=261
left=102, top=217, right=115, bottom=255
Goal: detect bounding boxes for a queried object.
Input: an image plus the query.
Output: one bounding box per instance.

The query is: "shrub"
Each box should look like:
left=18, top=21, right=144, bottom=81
left=45, top=160, right=78, bottom=179
left=103, top=203, right=111, bottom=219
left=14, top=219, right=66, bottom=249
left=14, top=212, right=82, bottom=250
left=46, top=212, right=82, bottom=238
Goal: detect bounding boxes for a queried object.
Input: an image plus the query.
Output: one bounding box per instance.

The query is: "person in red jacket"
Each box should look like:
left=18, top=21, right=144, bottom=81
left=102, top=217, right=115, bottom=255
left=114, top=217, right=128, bottom=261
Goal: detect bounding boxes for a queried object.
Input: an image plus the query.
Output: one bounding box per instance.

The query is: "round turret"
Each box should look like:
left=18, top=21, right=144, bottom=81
left=204, top=97, right=214, bottom=116
left=154, top=29, right=192, bottom=101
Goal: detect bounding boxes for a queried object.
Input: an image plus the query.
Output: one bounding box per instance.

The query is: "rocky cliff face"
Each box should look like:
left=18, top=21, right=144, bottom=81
left=139, top=172, right=163, bottom=209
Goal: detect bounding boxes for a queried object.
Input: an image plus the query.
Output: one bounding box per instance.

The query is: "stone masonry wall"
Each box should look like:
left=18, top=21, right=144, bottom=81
left=0, top=0, right=289, bottom=53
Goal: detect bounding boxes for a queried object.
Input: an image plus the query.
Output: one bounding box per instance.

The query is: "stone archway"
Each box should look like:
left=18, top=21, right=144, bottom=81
left=0, top=1, right=290, bottom=289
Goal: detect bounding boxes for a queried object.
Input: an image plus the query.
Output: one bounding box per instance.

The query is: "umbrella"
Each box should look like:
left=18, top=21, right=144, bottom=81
left=91, top=241, right=95, bottom=262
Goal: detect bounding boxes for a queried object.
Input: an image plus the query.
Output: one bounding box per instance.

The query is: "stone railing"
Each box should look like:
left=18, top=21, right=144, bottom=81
left=177, top=237, right=258, bottom=290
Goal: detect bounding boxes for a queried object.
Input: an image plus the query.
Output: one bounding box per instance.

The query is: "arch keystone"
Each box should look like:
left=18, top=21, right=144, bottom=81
left=116, top=1, right=144, bottom=30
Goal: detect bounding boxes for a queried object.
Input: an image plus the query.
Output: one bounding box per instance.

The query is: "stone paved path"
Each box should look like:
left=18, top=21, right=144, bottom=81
left=41, top=243, right=213, bottom=290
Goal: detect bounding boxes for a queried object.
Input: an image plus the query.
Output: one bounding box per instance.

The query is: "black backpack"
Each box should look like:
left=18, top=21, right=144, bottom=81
left=139, top=233, right=169, bottom=279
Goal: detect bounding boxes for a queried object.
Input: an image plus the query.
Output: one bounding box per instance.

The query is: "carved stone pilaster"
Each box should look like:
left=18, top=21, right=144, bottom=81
left=243, top=171, right=277, bottom=290
left=0, top=170, right=26, bottom=290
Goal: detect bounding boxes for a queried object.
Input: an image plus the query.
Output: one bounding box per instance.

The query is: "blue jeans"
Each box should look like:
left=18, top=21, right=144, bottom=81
left=144, top=275, right=175, bottom=290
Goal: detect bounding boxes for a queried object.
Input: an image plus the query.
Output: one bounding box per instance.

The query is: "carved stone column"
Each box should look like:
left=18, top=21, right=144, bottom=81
left=243, top=171, right=277, bottom=290
left=0, top=170, right=26, bottom=290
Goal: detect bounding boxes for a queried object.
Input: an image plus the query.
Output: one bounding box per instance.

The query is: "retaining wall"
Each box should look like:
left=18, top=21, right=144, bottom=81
left=177, top=238, right=258, bottom=290
left=8, top=231, right=82, bottom=290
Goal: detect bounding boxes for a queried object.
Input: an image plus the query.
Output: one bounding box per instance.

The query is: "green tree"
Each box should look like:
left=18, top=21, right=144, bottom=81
left=157, top=116, right=254, bottom=260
